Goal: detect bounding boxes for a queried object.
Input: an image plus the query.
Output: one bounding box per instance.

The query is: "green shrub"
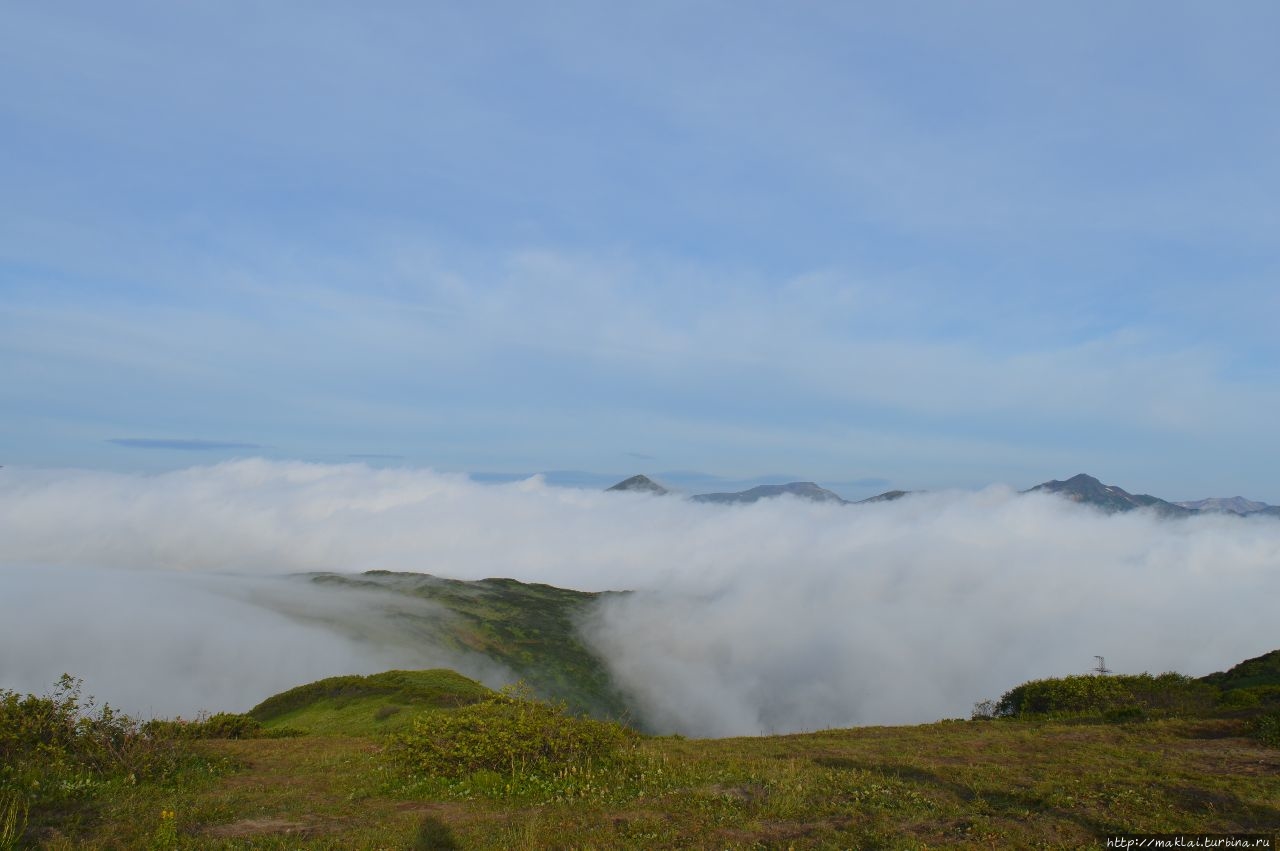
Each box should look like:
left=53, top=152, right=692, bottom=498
left=387, top=685, right=633, bottom=780
left=970, top=700, right=998, bottom=720
left=995, top=672, right=1218, bottom=718
left=1219, top=689, right=1261, bottom=709
left=259, top=726, right=306, bottom=738
left=1254, top=709, right=1280, bottom=748
left=1103, top=706, right=1146, bottom=723
left=0, top=676, right=197, bottom=806
left=1241, top=684, right=1280, bottom=706
left=198, top=712, right=261, bottom=739
left=0, top=675, right=83, bottom=763
left=144, top=712, right=261, bottom=740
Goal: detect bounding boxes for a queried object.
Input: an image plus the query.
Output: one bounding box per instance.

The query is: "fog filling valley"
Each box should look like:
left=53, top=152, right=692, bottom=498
left=2, top=460, right=1278, bottom=736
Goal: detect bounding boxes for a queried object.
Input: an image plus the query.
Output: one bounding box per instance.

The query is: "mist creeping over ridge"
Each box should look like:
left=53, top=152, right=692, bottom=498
left=2, top=460, right=1278, bottom=735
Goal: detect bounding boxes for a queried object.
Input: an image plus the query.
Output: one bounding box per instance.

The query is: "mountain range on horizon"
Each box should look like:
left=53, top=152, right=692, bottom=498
left=1173, top=496, right=1278, bottom=515
left=609, top=474, right=910, bottom=506
left=606, top=472, right=1279, bottom=517
left=472, top=468, right=894, bottom=497
left=690, top=481, right=848, bottom=505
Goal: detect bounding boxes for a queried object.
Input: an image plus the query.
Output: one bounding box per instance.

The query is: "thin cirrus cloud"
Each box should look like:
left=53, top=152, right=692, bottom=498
left=107, top=438, right=264, bottom=451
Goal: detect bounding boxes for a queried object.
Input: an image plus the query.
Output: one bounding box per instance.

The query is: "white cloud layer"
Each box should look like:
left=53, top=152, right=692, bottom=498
left=1, top=460, right=1277, bottom=734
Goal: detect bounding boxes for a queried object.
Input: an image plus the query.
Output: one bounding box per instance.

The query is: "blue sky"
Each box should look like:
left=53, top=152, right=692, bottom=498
left=3, top=1, right=1279, bottom=500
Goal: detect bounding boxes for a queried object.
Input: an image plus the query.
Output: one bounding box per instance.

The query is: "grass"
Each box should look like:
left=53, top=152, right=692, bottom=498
left=23, top=714, right=1280, bottom=849
left=12, top=673, right=1280, bottom=849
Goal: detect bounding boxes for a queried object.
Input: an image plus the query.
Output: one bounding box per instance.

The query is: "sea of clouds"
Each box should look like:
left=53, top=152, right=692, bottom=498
left=1, top=459, right=1277, bottom=735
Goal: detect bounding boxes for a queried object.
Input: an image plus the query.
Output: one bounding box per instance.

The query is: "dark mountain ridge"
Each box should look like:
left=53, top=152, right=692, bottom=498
left=856, top=489, right=912, bottom=504
left=1023, top=473, right=1194, bottom=517
left=601, top=472, right=1275, bottom=518
left=1174, top=496, right=1278, bottom=517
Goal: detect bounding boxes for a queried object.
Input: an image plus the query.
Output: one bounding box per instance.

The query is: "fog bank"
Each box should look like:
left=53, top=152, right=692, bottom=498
left=0, top=564, right=514, bottom=716
left=2, top=461, right=1277, bottom=733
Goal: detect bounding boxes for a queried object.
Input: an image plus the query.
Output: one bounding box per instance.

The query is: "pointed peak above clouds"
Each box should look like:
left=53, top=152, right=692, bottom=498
left=605, top=474, right=670, bottom=495
left=1024, top=474, right=1193, bottom=517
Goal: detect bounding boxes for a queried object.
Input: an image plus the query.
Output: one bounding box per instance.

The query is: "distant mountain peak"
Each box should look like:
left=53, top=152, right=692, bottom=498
left=1025, top=474, right=1192, bottom=516
left=691, top=481, right=847, bottom=505
left=606, top=474, right=670, bottom=495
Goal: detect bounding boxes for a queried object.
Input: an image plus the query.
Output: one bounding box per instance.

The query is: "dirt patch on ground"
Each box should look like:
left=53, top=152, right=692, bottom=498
left=719, top=817, right=852, bottom=845
left=702, top=782, right=768, bottom=804
left=1179, top=740, right=1280, bottom=775
left=204, top=816, right=327, bottom=839
left=394, top=801, right=475, bottom=819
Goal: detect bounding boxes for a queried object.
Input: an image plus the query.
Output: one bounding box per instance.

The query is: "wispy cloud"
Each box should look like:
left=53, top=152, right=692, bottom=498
left=108, top=438, right=263, bottom=451
left=1, top=3, right=1278, bottom=494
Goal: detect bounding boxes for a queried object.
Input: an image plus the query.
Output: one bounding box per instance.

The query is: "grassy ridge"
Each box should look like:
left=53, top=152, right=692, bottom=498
left=305, top=570, right=631, bottom=719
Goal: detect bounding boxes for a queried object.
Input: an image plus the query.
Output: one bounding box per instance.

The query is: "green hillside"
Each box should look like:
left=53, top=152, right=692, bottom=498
left=1201, top=649, right=1280, bottom=691
left=302, top=570, right=632, bottom=720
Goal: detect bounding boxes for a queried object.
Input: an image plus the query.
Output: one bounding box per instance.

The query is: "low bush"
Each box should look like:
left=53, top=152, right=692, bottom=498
left=995, top=673, right=1218, bottom=718
left=1, top=675, right=189, bottom=796
left=1254, top=709, right=1280, bottom=748
left=1103, top=706, right=1146, bottom=723
left=144, top=712, right=262, bottom=740
left=1239, top=684, right=1280, bottom=706
left=1219, top=689, right=1261, bottom=709
left=0, top=674, right=218, bottom=844
left=386, top=685, right=633, bottom=780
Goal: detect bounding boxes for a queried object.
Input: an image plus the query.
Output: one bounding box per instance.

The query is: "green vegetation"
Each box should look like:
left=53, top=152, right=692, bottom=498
left=1255, top=709, right=1280, bottom=748
left=1, top=790, right=27, bottom=851
left=7, top=656, right=1280, bottom=848
left=0, top=675, right=233, bottom=849
left=1201, top=648, right=1280, bottom=692
left=387, top=685, right=634, bottom=787
left=249, top=669, right=493, bottom=735
left=142, top=713, right=263, bottom=741
left=992, top=672, right=1218, bottom=719
left=306, top=571, right=631, bottom=718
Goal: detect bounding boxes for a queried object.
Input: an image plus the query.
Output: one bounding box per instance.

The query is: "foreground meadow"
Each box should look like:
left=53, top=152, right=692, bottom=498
left=8, top=676, right=1278, bottom=850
